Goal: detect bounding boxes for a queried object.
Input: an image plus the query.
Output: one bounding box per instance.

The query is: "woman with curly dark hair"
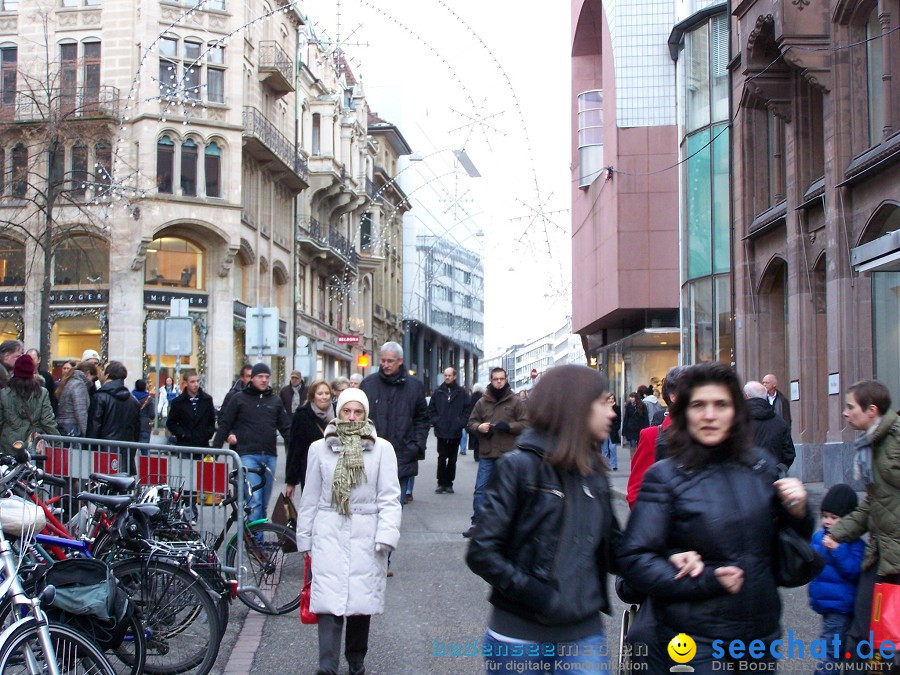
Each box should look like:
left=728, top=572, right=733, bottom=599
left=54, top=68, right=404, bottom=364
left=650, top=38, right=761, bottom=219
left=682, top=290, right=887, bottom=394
left=618, top=362, right=812, bottom=672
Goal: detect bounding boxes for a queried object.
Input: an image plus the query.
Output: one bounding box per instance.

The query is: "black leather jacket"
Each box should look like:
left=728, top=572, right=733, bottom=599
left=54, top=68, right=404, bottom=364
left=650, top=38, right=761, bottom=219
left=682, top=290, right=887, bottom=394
left=88, top=379, right=140, bottom=442
left=617, top=447, right=813, bottom=642
left=466, top=430, right=621, bottom=626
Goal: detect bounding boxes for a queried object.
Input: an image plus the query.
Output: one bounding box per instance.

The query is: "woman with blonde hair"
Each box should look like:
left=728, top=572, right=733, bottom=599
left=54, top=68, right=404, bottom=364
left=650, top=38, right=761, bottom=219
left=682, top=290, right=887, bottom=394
left=296, top=388, right=401, bottom=675
left=285, top=378, right=334, bottom=496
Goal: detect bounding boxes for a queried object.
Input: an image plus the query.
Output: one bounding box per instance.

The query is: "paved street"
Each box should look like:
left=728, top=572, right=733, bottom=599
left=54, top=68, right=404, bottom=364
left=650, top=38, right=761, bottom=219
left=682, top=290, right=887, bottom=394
left=212, top=435, right=828, bottom=674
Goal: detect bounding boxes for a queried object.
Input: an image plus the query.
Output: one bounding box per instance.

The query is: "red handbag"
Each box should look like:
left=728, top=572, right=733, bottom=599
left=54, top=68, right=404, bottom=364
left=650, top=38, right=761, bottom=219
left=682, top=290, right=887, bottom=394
left=870, top=581, right=900, bottom=647
left=300, top=554, right=317, bottom=624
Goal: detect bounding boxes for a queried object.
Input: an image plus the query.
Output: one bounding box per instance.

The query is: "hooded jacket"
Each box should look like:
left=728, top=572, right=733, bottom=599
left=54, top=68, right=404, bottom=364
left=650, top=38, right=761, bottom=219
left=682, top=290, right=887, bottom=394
left=0, top=386, right=58, bottom=453
left=360, top=369, right=430, bottom=479
left=808, top=529, right=865, bottom=615
left=295, top=422, right=402, bottom=616
left=212, top=383, right=291, bottom=456
left=747, top=397, right=796, bottom=469
left=166, top=388, right=216, bottom=447
left=88, top=379, right=141, bottom=442
left=828, top=409, right=900, bottom=575
left=466, top=430, right=621, bottom=642
left=466, top=385, right=528, bottom=459
left=427, top=381, right=470, bottom=439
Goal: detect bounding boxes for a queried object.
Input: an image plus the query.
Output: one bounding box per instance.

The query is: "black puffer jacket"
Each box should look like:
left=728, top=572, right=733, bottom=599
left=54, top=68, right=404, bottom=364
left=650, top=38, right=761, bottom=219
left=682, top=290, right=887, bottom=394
left=88, top=380, right=141, bottom=442
left=466, top=430, right=621, bottom=632
left=166, top=389, right=216, bottom=447
left=428, top=382, right=470, bottom=439
left=212, top=384, right=291, bottom=456
left=617, top=447, right=813, bottom=642
left=360, top=369, right=429, bottom=479
left=286, top=403, right=330, bottom=488
left=747, top=397, right=795, bottom=469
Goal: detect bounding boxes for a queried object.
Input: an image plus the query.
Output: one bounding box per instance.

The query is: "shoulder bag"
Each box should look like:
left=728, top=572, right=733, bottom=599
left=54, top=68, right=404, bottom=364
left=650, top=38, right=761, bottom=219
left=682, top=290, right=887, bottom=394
left=773, top=523, right=824, bottom=587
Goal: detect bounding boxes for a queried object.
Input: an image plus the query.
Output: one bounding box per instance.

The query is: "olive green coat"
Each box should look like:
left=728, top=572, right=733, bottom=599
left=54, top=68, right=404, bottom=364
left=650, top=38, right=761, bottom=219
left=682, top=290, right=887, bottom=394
left=0, top=387, right=58, bottom=454
left=829, top=408, right=900, bottom=575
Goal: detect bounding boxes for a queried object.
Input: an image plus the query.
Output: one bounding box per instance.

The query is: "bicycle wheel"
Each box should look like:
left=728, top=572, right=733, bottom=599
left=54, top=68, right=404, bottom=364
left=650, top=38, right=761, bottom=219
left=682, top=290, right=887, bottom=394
left=0, top=618, right=117, bottom=674
left=111, top=559, right=221, bottom=675
left=105, top=609, right=147, bottom=675
left=224, top=521, right=302, bottom=615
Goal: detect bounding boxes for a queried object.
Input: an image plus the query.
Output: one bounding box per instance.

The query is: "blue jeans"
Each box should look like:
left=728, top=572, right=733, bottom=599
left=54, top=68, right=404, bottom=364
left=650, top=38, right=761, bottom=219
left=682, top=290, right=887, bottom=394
left=601, top=438, right=617, bottom=469
left=242, top=454, right=277, bottom=522
left=471, top=458, right=496, bottom=525
left=460, top=428, right=467, bottom=454
left=815, top=612, right=852, bottom=671
left=483, top=631, right=609, bottom=674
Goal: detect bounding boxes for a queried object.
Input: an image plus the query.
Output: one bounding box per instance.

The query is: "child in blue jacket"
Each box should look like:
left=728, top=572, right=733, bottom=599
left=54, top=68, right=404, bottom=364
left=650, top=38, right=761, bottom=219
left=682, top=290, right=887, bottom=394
left=809, top=483, right=866, bottom=671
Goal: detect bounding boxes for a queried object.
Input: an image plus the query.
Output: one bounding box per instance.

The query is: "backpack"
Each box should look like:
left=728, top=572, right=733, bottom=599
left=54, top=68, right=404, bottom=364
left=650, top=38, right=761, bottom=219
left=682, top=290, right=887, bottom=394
left=32, top=558, right=136, bottom=650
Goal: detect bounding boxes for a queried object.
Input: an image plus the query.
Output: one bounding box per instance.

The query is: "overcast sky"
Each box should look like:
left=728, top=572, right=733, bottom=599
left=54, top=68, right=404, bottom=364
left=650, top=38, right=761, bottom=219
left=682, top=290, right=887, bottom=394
left=304, top=0, right=572, bottom=355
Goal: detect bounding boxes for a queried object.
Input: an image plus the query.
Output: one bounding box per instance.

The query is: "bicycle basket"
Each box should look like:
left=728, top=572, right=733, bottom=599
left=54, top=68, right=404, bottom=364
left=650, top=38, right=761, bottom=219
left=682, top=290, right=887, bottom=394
left=33, top=558, right=135, bottom=651
left=0, top=496, right=46, bottom=536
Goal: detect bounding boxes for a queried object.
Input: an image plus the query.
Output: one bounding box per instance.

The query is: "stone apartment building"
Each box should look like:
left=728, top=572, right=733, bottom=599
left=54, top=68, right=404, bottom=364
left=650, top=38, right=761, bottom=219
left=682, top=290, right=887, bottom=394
left=731, top=0, right=900, bottom=482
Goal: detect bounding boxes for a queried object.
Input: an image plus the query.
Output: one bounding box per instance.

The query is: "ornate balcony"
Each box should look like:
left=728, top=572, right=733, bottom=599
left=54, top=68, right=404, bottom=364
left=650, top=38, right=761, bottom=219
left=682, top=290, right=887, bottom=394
left=242, top=106, right=308, bottom=190
left=258, top=41, right=294, bottom=94
left=297, top=216, right=359, bottom=269
left=0, top=85, right=120, bottom=123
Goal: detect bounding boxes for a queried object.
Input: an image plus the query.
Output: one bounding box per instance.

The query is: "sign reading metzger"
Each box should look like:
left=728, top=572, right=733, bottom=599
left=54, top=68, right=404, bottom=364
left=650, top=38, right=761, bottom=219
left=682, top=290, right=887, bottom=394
left=49, top=290, right=108, bottom=305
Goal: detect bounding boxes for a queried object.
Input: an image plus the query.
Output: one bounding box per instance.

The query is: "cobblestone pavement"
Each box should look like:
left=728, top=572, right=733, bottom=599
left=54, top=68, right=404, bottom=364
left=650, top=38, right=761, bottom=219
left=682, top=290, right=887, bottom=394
left=210, top=437, right=829, bottom=674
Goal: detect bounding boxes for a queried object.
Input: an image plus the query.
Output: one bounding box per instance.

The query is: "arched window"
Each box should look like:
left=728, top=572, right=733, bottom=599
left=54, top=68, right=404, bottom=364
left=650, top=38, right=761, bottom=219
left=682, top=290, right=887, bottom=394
left=312, top=113, right=320, bottom=155
left=144, top=236, right=205, bottom=291
left=204, top=142, right=221, bottom=197
left=53, top=235, right=109, bottom=285
left=71, top=143, right=87, bottom=197
left=11, top=143, right=26, bottom=197
left=156, top=135, right=174, bottom=193
left=180, top=139, right=197, bottom=196
left=866, top=8, right=885, bottom=145
left=94, top=141, right=111, bottom=191
left=0, top=237, right=24, bottom=286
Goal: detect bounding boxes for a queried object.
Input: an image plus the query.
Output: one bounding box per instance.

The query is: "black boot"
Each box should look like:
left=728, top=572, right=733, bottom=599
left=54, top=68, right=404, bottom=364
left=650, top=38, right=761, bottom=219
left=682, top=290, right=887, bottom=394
left=348, top=664, right=366, bottom=675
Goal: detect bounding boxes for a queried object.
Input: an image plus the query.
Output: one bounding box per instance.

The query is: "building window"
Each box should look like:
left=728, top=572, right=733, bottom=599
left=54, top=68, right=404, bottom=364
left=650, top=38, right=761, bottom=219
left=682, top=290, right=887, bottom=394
left=61, top=0, right=101, bottom=6
left=0, top=46, right=15, bottom=111
left=180, top=139, right=197, bottom=196
left=49, top=142, right=65, bottom=196
left=83, top=41, right=101, bottom=108
left=360, top=213, right=372, bottom=250
left=577, top=90, right=603, bottom=187
left=866, top=9, right=885, bottom=145
left=11, top=143, right=26, bottom=197
left=60, top=42, right=77, bottom=114
left=0, top=237, right=24, bottom=285
left=53, top=235, right=108, bottom=285
left=312, top=113, right=321, bottom=155
left=159, top=35, right=225, bottom=104
left=766, top=110, right=785, bottom=206
left=94, top=141, right=111, bottom=191
left=1, top=1, right=18, bottom=10
left=156, top=135, right=174, bottom=193
left=71, top=143, right=87, bottom=197
left=144, top=236, right=205, bottom=291
left=204, top=142, right=221, bottom=197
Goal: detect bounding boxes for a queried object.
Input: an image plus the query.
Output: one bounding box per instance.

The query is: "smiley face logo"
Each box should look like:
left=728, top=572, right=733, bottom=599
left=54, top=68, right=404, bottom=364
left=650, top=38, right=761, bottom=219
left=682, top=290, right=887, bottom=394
left=667, top=633, right=696, bottom=664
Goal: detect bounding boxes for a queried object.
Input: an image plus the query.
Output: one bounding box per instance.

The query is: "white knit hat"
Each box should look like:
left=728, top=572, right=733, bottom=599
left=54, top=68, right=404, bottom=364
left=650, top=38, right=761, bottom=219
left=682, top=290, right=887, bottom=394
left=336, top=388, right=369, bottom=417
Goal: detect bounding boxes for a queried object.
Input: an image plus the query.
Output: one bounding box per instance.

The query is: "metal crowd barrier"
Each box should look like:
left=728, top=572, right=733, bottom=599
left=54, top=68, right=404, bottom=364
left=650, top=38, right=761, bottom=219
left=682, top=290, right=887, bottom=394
left=32, top=434, right=275, bottom=612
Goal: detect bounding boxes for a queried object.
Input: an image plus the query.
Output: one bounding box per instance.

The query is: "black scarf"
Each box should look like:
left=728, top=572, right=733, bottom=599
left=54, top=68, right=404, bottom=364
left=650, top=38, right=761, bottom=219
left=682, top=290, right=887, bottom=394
left=379, top=368, right=405, bottom=385
left=488, top=383, right=510, bottom=401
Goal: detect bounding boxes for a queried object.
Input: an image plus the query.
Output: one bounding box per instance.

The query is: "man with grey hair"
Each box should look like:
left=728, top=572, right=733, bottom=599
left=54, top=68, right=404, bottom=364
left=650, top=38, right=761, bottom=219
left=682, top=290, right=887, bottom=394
left=348, top=373, right=363, bottom=388
left=745, top=379, right=795, bottom=471
left=0, top=340, right=23, bottom=389
left=361, top=341, right=429, bottom=507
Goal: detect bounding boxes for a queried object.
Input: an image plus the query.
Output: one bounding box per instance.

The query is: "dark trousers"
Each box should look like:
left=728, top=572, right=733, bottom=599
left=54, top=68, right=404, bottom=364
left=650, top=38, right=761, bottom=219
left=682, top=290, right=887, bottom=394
left=436, top=437, right=460, bottom=488
left=316, top=613, right=370, bottom=674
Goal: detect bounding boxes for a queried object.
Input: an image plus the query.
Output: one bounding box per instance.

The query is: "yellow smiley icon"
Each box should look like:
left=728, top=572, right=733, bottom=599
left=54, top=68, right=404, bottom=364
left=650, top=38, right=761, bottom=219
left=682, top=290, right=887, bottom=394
left=667, top=633, right=696, bottom=664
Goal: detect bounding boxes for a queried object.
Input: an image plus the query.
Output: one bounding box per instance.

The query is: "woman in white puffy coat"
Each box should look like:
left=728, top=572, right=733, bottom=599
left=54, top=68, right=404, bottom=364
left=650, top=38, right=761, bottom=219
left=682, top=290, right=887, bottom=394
left=296, top=388, right=402, bottom=675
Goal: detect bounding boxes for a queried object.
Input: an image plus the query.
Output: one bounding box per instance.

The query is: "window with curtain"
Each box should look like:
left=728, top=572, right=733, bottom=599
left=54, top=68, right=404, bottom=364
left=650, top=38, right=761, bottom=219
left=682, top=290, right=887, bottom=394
left=180, top=139, right=197, bottom=196
left=156, top=136, right=174, bottom=193
left=204, top=142, right=221, bottom=197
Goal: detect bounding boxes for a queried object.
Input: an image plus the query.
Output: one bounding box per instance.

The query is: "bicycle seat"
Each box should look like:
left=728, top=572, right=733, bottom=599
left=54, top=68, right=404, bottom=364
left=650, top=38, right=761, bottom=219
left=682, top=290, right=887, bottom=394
left=128, top=503, right=160, bottom=518
left=75, top=493, right=134, bottom=511
left=89, top=473, right=137, bottom=493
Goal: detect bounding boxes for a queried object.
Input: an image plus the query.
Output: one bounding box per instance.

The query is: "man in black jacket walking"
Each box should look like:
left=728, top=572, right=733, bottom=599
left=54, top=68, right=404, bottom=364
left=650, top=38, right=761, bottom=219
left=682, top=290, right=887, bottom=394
left=212, top=363, right=291, bottom=520
left=428, top=367, right=470, bottom=494
left=360, top=342, right=429, bottom=505
left=166, top=369, right=216, bottom=449
left=744, top=380, right=795, bottom=470
left=88, top=360, right=141, bottom=475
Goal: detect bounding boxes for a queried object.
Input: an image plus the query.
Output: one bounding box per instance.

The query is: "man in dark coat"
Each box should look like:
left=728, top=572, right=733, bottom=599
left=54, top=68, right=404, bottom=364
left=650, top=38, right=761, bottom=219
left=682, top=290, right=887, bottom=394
left=279, top=370, right=308, bottom=416
left=220, top=363, right=252, bottom=416
left=428, top=367, right=470, bottom=494
left=762, top=373, right=792, bottom=427
left=745, top=381, right=795, bottom=470
left=212, top=362, right=291, bottom=521
left=360, top=341, right=429, bottom=505
left=88, top=360, right=141, bottom=474
left=166, top=369, right=216, bottom=449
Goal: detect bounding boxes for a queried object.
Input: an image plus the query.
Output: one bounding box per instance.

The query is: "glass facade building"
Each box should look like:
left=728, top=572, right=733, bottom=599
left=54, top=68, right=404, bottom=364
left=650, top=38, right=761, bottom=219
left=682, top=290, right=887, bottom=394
left=676, top=11, right=733, bottom=365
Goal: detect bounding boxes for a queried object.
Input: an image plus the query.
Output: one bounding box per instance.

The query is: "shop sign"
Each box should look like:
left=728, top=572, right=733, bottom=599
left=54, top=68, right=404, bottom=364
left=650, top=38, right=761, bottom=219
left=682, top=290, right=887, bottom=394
left=49, top=290, right=108, bottom=305
left=0, top=291, right=23, bottom=307
left=144, top=291, right=208, bottom=308
left=337, top=335, right=360, bottom=345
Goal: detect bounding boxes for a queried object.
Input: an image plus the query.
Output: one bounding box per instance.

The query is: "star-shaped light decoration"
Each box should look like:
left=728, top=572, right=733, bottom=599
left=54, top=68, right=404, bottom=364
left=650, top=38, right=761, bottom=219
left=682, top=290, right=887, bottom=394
left=449, top=97, right=507, bottom=150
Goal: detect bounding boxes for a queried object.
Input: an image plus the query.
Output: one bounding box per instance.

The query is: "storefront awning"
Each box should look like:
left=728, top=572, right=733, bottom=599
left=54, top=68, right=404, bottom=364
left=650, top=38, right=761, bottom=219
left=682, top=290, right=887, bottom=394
left=852, top=230, right=900, bottom=273
left=318, top=342, right=352, bottom=361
